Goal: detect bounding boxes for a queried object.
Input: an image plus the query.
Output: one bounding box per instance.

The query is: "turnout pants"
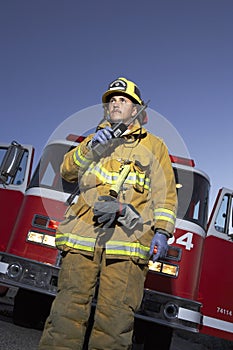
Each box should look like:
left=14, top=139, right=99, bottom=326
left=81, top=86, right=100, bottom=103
left=39, top=249, right=148, bottom=350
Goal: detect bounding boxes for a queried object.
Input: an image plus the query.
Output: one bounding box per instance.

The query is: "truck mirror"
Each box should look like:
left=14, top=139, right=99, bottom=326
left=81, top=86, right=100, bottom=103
left=0, top=141, right=25, bottom=184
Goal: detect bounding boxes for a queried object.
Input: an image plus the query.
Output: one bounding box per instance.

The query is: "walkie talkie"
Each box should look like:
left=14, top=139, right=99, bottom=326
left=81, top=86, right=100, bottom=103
left=92, top=100, right=150, bottom=156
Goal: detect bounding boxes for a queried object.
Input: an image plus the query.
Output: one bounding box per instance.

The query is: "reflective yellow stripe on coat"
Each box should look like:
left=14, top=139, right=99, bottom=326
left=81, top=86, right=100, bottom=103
left=73, top=147, right=92, bottom=168
left=56, top=233, right=95, bottom=252
left=154, top=208, right=176, bottom=225
left=81, top=162, right=151, bottom=190
left=55, top=233, right=150, bottom=260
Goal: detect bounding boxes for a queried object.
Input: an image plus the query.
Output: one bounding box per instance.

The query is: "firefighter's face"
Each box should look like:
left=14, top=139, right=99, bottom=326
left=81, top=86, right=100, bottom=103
left=108, top=95, right=137, bottom=124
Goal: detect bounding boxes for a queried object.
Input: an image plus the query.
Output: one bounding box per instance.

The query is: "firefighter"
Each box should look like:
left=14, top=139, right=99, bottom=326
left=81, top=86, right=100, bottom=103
left=39, top=77, right=177, bottom=350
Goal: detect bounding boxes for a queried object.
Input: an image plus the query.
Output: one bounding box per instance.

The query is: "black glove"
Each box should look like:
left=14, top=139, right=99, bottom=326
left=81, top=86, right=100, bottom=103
left=93, top=196, right=142, bottom=229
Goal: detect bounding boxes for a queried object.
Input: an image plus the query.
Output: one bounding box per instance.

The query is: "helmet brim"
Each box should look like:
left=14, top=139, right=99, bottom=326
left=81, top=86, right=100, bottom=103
left=102, top=91, right=141, bottom=105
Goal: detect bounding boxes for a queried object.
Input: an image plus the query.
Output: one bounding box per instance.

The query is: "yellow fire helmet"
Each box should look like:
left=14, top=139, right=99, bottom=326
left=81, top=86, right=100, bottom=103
left=102, top=77, right=143, bottom=105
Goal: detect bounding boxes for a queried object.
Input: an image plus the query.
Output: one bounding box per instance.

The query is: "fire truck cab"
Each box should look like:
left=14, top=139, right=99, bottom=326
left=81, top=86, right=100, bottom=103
left=0, top=138, right=232, bottom=346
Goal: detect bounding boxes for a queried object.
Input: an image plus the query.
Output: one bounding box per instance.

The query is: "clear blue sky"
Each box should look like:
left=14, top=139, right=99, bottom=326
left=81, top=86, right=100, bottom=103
left=0, top=0, right=232, bottom=208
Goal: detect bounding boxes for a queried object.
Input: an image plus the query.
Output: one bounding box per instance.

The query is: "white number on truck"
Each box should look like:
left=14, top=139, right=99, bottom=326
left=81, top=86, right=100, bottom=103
left=168, top=232, right=194, bottom=251
left=217, top=307, right=233, bottom=317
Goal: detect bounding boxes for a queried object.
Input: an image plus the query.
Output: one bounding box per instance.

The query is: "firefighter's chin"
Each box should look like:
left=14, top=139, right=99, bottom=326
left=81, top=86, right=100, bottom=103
left=110, top=112, right=130, bottom=124
left=109, top=110, right=120, bottom=117
left=109, top=115, right=123, bottom=124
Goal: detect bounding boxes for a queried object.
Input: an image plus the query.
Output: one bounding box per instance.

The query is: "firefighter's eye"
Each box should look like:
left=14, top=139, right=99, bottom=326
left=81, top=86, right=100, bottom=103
left=109, top=97, right=118, bottom=104
left=109, top=97, right=128, bottom=104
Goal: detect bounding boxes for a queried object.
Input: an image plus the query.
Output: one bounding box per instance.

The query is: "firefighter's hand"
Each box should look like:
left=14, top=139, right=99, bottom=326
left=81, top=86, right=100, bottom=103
left=91, top=126, right=113, bottom=146
left=93, top=196, right=142, bottom=229
left=149, top=231, right=168, bottom=262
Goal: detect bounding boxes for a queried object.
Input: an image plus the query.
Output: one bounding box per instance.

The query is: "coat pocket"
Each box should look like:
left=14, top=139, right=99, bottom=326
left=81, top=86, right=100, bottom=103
left=132, top=160, right=150, bottom=193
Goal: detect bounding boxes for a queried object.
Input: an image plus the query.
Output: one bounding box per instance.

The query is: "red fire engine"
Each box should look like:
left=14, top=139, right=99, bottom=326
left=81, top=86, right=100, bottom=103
left=0, top=133, right=232, bottom=347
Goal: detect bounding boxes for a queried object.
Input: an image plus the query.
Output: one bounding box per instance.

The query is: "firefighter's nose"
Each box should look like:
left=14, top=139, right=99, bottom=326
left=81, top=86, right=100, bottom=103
left=113, top=101, right=120, bottom=107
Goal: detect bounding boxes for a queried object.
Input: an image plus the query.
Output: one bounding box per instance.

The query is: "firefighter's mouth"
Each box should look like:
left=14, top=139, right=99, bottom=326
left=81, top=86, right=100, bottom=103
left=112, top=109, right=121, bottom=114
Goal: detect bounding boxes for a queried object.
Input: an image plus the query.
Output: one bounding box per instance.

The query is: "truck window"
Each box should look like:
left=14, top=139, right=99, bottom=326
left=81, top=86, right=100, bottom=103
left=214, top=194, right=233, bottom=235
left=174, top=168, right=210, bottom=230
left=28, top=143, right=77, bottom=194
left=0, top=146, right=29, bottom=185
